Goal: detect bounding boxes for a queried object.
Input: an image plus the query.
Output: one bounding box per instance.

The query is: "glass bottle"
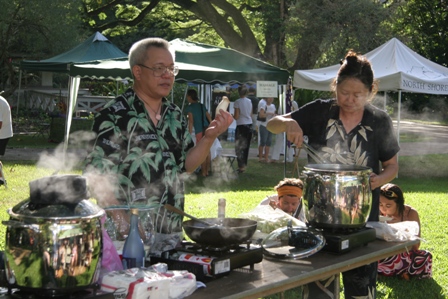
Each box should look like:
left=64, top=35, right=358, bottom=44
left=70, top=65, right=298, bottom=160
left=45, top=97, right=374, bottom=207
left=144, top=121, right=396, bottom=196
left=122, top=209, right=145, bottom=269
left=218, top=198, right=226, bottom=219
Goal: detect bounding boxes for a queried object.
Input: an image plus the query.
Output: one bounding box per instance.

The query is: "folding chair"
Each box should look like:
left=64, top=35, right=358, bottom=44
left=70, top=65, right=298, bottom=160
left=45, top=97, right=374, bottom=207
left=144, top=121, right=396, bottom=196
left=33, top=122, right=50, bottom=138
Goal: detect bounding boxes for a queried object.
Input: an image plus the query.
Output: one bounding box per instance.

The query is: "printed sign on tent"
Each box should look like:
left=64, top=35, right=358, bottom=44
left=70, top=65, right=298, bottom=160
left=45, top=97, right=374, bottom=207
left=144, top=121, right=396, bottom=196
left=256, top=81, right=278, bottom=98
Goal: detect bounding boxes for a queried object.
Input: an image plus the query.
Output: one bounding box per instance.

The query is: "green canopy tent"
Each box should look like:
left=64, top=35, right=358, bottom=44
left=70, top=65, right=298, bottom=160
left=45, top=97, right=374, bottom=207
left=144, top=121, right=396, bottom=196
left=20, top=32, right=127, bottom=73
left=16, top=31, right=127, bottom=116
left=69, top=38, right=290, bottom=83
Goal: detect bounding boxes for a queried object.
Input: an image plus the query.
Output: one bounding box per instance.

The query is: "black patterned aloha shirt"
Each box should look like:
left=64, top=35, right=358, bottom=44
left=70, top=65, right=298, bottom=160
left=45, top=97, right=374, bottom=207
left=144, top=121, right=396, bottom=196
left=84, top=88, right=194, bottom=240
left=291, top=98, right=400, bottom=221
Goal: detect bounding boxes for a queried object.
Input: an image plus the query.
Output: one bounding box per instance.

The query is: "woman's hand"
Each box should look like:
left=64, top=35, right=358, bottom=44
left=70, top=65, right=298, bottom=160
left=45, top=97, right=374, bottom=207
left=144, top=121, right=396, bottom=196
left=284, top=119, right=304, bottom=147
left=267, top=114, right=304, bottom=147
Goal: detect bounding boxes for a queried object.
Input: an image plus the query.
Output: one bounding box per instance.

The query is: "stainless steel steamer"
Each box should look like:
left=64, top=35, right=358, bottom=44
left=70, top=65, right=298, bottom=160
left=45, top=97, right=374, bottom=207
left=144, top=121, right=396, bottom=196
left=301, top=164, right=372, bottom=230
left=2, top=198, right=104, bottom=293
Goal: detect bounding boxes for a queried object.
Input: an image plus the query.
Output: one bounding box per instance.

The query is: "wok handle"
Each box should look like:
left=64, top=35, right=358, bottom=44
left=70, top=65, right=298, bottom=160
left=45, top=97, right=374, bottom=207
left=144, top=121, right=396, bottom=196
left=164, top=204, right=214, bottom=226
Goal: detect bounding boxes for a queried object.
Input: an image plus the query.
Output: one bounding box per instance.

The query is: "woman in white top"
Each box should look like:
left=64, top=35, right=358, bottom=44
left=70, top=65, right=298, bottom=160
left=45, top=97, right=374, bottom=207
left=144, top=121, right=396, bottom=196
left=0, top=96, right=13, bottom=187
left=257, top=97, right=276, bottom=163
left=233, top=85, right=253, bottom=173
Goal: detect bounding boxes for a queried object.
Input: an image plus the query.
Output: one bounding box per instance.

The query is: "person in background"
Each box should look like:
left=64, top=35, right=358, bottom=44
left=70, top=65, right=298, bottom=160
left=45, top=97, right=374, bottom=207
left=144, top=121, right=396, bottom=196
left=267, top=50, right=400, bottom=298
left=378, top=183, right=432, bottom=279
left=185, top=89, right=212, bottom=177
left=257, top=97, right=276, bottom=163
left=259, top=178, right=306, bottom=222
left=0, top=95, right=13, bottom=187
left=233, top=85, right=253, bottom=173
left=84, top=37, right=233, bottom=256
left=246, top=87, right=259, bottom=138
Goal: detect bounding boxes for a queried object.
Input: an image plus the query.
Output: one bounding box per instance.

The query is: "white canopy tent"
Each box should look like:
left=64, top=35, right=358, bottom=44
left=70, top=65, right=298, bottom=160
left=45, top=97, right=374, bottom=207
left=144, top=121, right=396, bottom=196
left=294, top=38, right=448, bottom=141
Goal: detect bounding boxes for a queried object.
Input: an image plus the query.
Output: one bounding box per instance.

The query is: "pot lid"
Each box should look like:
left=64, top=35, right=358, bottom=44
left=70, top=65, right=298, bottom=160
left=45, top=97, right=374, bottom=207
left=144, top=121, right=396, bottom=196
left=9, top=199, right=104, bottom=221
left=261, top=226, right=325, bottom=259
left=304, top=164, right=372, bottom=172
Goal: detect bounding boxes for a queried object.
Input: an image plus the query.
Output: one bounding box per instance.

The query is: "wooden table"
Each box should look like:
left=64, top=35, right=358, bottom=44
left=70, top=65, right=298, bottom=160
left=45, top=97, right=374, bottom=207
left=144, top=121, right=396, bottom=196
left=187, top=239, right=418, bottom=299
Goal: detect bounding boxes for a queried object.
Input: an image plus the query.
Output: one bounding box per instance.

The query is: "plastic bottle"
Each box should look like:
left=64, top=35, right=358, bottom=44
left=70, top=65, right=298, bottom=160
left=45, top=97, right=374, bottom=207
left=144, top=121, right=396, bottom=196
left=122, top=209, right=145, bottom=269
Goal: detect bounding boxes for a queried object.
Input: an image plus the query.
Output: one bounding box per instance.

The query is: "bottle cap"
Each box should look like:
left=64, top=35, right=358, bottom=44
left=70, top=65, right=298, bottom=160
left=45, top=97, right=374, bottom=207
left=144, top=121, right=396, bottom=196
left=130, top=208, right=139, bottom=215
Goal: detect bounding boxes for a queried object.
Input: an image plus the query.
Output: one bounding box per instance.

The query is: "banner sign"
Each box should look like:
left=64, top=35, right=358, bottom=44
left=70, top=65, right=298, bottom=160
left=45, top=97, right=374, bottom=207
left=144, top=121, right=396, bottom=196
left=256, top=81, right=278, bottom=98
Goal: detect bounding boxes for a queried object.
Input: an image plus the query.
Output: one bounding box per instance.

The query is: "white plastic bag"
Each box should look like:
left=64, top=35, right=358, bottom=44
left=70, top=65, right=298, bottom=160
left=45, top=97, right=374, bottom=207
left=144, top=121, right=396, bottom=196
left=240, top=205, right=306, bottom=234
left=366, top=221, right=420, bottom=242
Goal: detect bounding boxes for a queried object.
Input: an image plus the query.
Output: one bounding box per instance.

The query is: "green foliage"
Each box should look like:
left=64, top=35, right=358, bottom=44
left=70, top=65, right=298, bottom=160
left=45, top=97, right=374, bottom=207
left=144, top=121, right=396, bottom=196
left=81, top=80, right=131, bottom=96
left=392, top=0, right=448, bottom=67
left=294, top=89, right=332, bottom=107
left=0, top=0, right=84, bottom=95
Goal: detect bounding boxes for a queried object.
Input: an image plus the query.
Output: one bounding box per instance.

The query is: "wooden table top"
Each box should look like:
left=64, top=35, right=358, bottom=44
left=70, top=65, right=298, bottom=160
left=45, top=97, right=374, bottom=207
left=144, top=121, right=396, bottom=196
left=187, top=239, right=419, bottom=299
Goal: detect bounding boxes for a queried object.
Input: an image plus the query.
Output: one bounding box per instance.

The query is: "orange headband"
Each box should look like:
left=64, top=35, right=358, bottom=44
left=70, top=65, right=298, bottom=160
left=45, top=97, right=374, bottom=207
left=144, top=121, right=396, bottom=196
left=277, top=186, right=302, bottom=198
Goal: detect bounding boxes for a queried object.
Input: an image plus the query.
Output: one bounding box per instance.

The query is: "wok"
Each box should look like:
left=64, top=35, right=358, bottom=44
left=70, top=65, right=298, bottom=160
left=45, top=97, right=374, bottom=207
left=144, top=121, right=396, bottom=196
left=183, top=218, right=257, bottom=247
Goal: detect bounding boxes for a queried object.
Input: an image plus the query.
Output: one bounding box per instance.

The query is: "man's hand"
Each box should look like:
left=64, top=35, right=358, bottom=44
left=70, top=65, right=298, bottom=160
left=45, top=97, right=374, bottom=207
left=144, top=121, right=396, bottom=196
left=205, top=110, right=233, bottom=139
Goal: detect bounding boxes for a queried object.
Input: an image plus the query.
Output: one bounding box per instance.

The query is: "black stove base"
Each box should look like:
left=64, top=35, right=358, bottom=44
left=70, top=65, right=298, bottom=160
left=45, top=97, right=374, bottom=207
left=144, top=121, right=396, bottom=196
left=149, top=242, right=263, bottom=281
left=321, top=227, right=377, bottom=253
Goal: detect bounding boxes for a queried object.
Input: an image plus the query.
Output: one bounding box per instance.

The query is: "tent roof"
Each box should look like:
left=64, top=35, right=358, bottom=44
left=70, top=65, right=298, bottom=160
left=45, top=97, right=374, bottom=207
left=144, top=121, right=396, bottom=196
left=20, top=32, right=127, bottom=73
left=294, top=38, right=448, bottom=95
left=69, top=38, right=290, bottom=84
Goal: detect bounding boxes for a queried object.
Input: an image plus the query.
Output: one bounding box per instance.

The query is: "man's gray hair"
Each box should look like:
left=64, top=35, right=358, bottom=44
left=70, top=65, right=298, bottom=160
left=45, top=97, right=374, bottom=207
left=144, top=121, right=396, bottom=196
left=128, top=37, right=175, bottom=69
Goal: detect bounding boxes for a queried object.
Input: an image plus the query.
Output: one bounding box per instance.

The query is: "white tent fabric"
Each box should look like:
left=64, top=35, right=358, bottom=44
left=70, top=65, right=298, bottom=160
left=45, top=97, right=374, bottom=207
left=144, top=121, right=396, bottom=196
left=294, top=38, right=448, bottom=94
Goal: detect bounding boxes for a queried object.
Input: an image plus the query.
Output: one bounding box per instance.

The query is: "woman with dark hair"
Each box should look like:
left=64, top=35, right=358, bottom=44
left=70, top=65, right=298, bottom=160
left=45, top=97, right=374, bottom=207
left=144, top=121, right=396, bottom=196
left=267, top=50, right=400, bottom=298
left=378, top=183, right=432, bottom=279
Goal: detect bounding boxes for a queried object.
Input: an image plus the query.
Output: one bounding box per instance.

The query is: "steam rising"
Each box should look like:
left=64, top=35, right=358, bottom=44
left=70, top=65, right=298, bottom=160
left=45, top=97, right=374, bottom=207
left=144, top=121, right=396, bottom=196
left=32, top=129, right=240, bottom=207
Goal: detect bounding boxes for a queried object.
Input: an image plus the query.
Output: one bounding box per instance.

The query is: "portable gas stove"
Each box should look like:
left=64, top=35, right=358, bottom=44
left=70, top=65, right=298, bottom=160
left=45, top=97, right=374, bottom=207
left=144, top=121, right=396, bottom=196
left=150, top=241, right=263, bottom=281
left=320, top=226, right=376, bottom=253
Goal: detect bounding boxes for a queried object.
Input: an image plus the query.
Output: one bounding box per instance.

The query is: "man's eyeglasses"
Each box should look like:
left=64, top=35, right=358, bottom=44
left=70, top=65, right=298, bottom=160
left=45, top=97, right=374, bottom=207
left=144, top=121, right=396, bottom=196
left=380, top=189, right=398, bottom=199
left=138, top=64, right=179, bottom=77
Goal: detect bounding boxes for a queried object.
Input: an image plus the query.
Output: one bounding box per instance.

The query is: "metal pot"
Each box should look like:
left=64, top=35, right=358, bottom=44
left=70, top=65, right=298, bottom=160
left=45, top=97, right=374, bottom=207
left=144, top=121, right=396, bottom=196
left=2, top=198, right=104, bottom=293
left=301, top=164, right=372, bottom=229
left=183, top=218, right=257, bottom=247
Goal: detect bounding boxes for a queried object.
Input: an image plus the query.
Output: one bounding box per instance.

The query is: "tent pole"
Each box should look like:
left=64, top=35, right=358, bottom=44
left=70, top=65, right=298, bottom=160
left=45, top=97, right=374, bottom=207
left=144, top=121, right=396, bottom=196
left=396, top=90, right=402, bottom=178
left=279, top=84, right=287, bottom=178
left=397, top=90, right=401, bottom=144
left=180, top=85, right=188, bottom=112
left=64, top=76, right=81, bottom=166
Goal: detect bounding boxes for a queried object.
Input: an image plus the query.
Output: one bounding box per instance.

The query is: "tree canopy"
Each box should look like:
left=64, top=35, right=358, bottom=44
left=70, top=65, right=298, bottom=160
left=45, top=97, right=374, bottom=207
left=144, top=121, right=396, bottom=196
left=1, top=0, right=447, bottom=119
left=0, top=0, right=83, bottom=97
left=81, top=0, right=395, bottom=70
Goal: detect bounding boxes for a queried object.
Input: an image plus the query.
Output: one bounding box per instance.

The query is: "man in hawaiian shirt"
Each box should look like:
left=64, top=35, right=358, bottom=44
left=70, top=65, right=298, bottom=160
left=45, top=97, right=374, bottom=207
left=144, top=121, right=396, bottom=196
left=84, top=37, right=233, bottom=255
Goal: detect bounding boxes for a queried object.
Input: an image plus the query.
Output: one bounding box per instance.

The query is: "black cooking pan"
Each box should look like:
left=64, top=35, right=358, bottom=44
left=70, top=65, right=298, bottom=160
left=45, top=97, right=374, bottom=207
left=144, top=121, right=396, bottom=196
left=183, top=218, right=258, bottom=247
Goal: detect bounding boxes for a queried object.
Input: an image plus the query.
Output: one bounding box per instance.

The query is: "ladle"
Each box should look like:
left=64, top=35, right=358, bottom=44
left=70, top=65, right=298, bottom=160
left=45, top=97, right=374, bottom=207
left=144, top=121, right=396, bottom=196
left=301, top=142, right=327, bottom=164
left=164, top=204, right=217, bottom=227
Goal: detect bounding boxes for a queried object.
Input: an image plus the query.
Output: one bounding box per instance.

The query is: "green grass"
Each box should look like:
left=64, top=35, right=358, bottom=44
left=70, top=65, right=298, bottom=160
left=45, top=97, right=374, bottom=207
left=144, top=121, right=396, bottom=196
left=0, top=154, right=447, bottom=298
left=8, top=134, right=58, bottom=149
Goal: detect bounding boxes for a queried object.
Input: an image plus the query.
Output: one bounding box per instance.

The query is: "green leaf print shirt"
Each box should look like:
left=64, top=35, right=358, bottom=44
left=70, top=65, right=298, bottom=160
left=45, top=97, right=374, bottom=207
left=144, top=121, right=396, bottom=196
left=84, top=88, right=194, bottom=235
